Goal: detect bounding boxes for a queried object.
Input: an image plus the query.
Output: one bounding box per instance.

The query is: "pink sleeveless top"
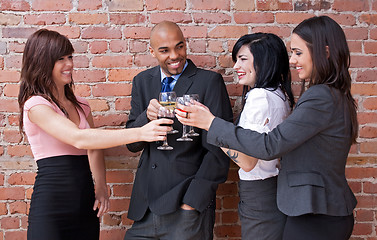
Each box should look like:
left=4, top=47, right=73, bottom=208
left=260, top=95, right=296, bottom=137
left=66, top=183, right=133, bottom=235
left=23, top=96, right=91, bottom=160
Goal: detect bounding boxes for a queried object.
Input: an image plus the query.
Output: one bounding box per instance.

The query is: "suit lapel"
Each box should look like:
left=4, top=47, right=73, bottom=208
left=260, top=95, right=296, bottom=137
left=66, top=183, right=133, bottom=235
left=172, top=59, right=196, bottom=97
left=149, top=66, right=163, bottom=100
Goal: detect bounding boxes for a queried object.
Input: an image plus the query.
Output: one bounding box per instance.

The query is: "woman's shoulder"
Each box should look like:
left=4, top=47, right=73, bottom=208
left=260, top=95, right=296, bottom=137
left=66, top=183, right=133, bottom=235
left=24, top=95, right=54, bottom=111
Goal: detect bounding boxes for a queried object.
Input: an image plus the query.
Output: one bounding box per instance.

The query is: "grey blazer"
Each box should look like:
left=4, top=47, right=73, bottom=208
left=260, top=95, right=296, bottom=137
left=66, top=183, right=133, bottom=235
left=208, top=84, right=357, bottom=217
left=126, top=59, right=233, bottom=221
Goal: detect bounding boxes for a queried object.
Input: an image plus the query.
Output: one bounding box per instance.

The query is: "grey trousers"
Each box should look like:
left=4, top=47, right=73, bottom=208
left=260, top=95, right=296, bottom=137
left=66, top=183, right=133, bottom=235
left=124, top=204, right=215, bottom=240
left=238, top=176, right=286, bottom=240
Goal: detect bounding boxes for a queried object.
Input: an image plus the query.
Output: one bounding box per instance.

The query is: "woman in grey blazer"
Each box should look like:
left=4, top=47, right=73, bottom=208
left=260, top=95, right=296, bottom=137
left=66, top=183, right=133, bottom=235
left=176, top=16, right=358, bottom=240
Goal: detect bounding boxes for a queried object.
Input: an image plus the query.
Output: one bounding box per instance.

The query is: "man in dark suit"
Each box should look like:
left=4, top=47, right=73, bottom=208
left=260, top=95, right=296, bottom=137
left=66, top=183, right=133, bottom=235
left=124, top=21, right=233, bottom=239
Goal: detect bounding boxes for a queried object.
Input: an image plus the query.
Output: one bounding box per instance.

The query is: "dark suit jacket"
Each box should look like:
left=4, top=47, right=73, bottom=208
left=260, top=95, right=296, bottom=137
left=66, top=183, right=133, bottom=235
left=126, top=59, right=233, bottom=221
left=207, top=84, right=357, bottom=217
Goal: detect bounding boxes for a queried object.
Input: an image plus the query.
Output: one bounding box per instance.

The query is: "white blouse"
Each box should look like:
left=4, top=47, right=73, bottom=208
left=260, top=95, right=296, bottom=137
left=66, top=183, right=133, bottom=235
left=237, top=87, right=291, bottom=181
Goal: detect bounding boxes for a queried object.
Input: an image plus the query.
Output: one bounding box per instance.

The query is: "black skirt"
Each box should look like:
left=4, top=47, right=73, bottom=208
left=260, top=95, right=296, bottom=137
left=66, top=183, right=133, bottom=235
left=27, top=155, right=99, bottom=240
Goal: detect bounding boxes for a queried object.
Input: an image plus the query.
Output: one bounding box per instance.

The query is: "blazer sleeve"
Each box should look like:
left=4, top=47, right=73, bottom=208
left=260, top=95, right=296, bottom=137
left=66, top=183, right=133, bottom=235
left=182, top=73, right=233, bottom=212
left=207, top=85, right=335, bottom=160
left=126, top=75, right=149, bottom=152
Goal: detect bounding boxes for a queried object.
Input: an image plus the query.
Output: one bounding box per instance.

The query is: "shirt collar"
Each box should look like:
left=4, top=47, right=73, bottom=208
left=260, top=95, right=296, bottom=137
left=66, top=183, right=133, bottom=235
left=160, top=61, right=188, bottom=82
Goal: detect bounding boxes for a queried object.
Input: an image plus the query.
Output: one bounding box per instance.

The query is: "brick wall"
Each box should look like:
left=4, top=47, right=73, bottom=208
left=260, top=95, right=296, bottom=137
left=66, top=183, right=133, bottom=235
left=0, top=0, right=376, bottom=239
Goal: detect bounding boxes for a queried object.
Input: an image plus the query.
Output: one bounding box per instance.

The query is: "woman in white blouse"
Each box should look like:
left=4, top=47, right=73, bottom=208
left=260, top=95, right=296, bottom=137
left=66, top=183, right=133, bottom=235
left=180, top=33, right=295, bottom=239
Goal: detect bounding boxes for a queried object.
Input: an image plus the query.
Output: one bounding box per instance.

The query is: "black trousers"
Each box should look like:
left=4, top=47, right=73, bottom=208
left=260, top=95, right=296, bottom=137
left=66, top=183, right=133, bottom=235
left=283, top=213, right=354, bottom=240
left=27, top=155, right=99, bottom=240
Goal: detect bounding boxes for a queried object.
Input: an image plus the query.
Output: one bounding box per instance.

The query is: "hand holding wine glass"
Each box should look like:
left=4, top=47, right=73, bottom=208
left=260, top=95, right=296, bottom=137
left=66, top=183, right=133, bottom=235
left=176, top=96, right=193, bottom=142
left=187, top=94, right=200, bottom=137
left=159, top=91, right=178, bottom=134
left=139, top=117, right=174, bottom=142
left=157, top=107, right=174, bottom=150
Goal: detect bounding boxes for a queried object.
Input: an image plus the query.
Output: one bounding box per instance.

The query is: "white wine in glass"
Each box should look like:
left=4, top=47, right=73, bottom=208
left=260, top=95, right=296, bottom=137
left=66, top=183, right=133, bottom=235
left=159, top=91, right=178, bottom=134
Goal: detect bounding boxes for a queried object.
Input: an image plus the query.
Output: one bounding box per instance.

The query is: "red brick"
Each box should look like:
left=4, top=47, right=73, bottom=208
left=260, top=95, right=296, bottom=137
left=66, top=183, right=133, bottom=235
left=0, top=0, right=30, bottom=11
left=107, top=0, right=143, bottom=11
left=92, top=83, right=132, bottom=97
left=99, top=229, right=126, bottom=240
left=89, top=41, right=108, bottom=54
left=3, top=84, right=19, bottom=97
left=192, top=13, right=232, bottom=24
left=106, top=171, right=134, bottom=184
left=7, top=115, right=19, bottom=126
left=4, top=231, right=26, bottom=240
left=109, top=40, right=128, bottom=53
left=234, top=0, right=254, bottom=11
left=276, top=12, right=315, bottom=24
left=45, top=26, right=81, bottom=39
left=82, top=27, right=122, bottom=39
left=208, top=26, right=247, bottom=39
left=0, top=13, right=21, bottom=25
left=134, top=54, right=159, bottom=68
left=351, top=56, right=377, bottom=68
left=216, top=182, right=238, bottom=196
left=2, top=27, right=37, bottom=38
left=363, top=97, right=377, bottom=110
left=24, top=13, right=66, bottom=25
left=325, top=14, right=357, bottom=26
left=191, top=0, right=230, bottom=10
left=92, top=114, right=127, bottom=127
left=150, top=12, right=192, bottom=24
left=214, top=224, right=241, bottom=238
left=187, top=55, right=216, bottom=68
left=77, top=0, right=102, bottom=10
left=92, top=56, right=133, bottom=68
left=4, top=55, right=22, bottom=69
left=129, top=40, right=148, bottom=53
left=0, top=57, right=3, bottom=69
left=3, top=129, right=22, bottom=143
left=219, top=55, right=233, bottom=68
left=104, top=146, right=138, bottom=157
left=333, top=0, right=369, bottom=12
left=0, top=99, right=18, bottom=112
left=356, top=70, right=377, bottom=82
left=351, top=83, right=377, bottom=96
left=124, top=27, right=151, bottom=39
left=256, top=0, right=292, bottom=11
left=188, top=40, right=206, bottom=53
left=7, top=145, right=32, bottom=157
left=72, top=41, right=89, bottom=54
left=0, top=203, right=7, bottom=215
left=0, top=217, right=19, bottom=229
left=365, top=42, right=377, bottom=54
left=358, top=112, right=377, bottom=125
left=112, top=184, right=133, bottom=197
left=234, top=12, right=274, bottom=24
left=32, top=0, right=72, bottom=11
left=109, top=198, right=130, bottom=212
left=0, top=187, right=25, bottom=200
left=293, top=0, right=330, bottom=11
left=87, top=99, right=109, bottom=112
left=74, top=84, right=91, bottom=97
left=346, top=167, right=377, bottom=179
left=355, top=209, right=374, bottom=222
left=8, top=42, right=25, bottom=53
left=9, top=201, right=28, bottom=214
left=348, top=41, right=362, bottom=53
left=102, top=213, right=122, bottom=226
left=146, top=0, right=186, bottom=10
left=226, top=84, right=243, bottom=97
left=364, top=182, right=377, bottom=194
left=222, top=210, right=239, bottom=224
left=252, top=26, right=292, bottom=38
left=360, top=126, right=377, bottom=138
left=208, top=40, right=224, bottom=53
left=109, top=13, right=146, bottom=25
left=222, top=196, right=239, bottom=209
left=69, top=13, right=108, bottom=25
left=344, top=27, right=369, bottom=41
left=360, top=142, right=377, bottom=153
left=180, top=26, right=207, bottom=38
left=73, top=69, right=106, bottom=83
left=73, top=55, right=90, bottom=68
left=8, top=173, right=36, bottom=186
left=353, top=222, right=373, bottom=235
left=115, top=98, right=131, bottom=111
left=109, top=69, right=142, bottom=82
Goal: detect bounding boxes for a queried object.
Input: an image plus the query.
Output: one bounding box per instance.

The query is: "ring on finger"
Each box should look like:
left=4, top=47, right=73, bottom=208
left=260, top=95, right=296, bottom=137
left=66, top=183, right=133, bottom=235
left=185, top=112, right=188, bottom=118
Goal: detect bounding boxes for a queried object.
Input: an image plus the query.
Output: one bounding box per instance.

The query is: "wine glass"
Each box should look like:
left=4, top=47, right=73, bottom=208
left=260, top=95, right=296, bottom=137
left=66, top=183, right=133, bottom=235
left=157, top=107, right=174, bottom=150
left=176, top=96, right=193, bottom=142
left=187, top=94, right=200, bottom=137
left=159, top=91, right=178, bottom=134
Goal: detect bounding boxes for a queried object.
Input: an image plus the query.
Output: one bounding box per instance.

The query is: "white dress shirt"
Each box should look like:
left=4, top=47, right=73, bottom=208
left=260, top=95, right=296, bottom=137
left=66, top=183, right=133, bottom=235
left=238, top=87, right=291, bottom=181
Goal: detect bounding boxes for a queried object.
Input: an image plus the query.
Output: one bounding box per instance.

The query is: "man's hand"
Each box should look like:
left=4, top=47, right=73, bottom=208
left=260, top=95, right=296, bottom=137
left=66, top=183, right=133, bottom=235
left=147, top=99, right=162, bottom=121
left=181, top=203, right=196, bottom=210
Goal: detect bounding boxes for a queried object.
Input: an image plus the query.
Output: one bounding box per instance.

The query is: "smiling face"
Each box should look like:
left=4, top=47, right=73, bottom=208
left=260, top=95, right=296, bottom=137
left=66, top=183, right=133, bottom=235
left=52, top=55, right=73, bottom=88
left=149, top=23, right=187, bottom=77
left=289, top=33, right=313, bottom=80
left=233, top=45, right=257, bottom=87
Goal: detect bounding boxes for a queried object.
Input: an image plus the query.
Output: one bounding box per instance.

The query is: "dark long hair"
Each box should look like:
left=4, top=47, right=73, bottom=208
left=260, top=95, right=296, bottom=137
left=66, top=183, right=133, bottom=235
left=232, top=33, right=295, bottom=109
left=293, top=16, right=358, bottom=143
left=18, top=29, right=84, bottom=132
